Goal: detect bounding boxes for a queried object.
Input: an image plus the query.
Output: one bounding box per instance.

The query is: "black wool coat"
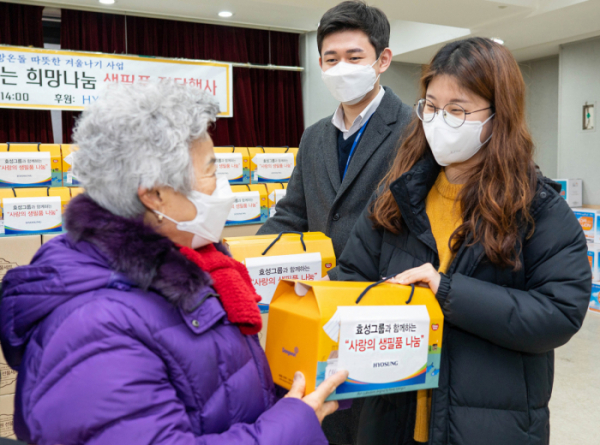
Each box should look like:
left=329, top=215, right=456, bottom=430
left=337, top=153, right=591, bottom=445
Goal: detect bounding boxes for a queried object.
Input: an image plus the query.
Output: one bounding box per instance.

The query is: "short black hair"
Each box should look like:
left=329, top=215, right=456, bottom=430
left=317, top=1, right=390, bottom=58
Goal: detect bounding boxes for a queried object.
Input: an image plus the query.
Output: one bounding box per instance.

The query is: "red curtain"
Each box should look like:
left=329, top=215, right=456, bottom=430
left=0, top=2, right=54, bottom=143
left=60, top=10, right=127, bottom=143
left=60, top=10, right=303, bottom=146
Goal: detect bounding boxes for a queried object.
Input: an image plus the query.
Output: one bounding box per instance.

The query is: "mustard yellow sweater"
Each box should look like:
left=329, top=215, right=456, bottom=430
left=414, top=171, right=463, bottom=443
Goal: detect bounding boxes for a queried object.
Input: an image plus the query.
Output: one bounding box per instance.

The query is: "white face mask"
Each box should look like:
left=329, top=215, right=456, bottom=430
left=154, top=176, right=236, bottom=249
left=423, top=111, right=495, bottom=166
left=321, top=58, right=380, bottom=105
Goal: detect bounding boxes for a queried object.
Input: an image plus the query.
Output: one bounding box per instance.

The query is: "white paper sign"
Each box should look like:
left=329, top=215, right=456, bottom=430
left=0, top=45, right=233, bottom=117
left=245, top=252, right=322, bottom=305
left=3, top=196, right=62, bottom=235
left=227, top=191, right=261, bottom=222
left=0, top=152, right=51, bottom=186
left=252, top=153, right=295, bottom=181
left=215, top=153, right=244, bottom=181
left=336, top=305, right=430, bottom=384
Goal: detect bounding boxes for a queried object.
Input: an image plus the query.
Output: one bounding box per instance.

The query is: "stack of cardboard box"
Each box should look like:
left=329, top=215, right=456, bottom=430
left=215, top=147, right=297, bottom=228
left=560, top=178, right=600, bottom=313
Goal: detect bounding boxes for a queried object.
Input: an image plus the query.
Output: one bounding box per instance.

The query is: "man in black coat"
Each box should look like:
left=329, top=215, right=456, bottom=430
left=257, top=3, right=413, bottom=443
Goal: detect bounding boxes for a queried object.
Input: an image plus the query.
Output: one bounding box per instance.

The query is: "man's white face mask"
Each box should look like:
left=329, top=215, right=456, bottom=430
left=321, top=57, right=380, bottom=105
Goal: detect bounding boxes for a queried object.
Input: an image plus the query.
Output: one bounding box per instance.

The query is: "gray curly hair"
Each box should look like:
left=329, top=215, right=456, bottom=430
left=72, top=81, right=220, bottom=218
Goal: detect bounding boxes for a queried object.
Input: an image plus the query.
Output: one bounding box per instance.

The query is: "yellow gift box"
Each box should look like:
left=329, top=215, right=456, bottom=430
left=14, top=187, right=71, bottom=214
left=224, top=232, right=336, bottom=310
left=248, top=147, right=298, bottom=184
left=61, top=144, right=80, bottom=187
left=227, top=184, right=268, bottom=226
left=214, top=147, right=250, bottom=184
left=0, top=143, right=62, bottom=187
left=265, top=280, right=444, bottom=400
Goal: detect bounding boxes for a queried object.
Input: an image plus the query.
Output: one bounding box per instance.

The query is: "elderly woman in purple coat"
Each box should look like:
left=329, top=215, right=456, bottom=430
left=0, top=82, right=347, bottom=445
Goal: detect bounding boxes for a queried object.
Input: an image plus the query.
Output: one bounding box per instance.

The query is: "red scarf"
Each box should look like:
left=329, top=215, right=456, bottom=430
left=178, top=244, right=262, bottom=335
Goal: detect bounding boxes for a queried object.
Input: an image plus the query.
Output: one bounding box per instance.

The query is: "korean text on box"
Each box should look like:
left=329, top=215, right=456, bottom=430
left=265, top=280, right=444, bottom=401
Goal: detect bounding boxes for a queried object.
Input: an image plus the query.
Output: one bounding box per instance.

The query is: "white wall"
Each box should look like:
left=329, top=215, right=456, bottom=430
left=520, top=56, right=559, bottom=178
left=380, top=61, right=422, bottom=107
left=299, top=31, right=422, bottom=129
left=299, top=32, right=339, bottom=129
left=558, top=36, right=600, bottom=204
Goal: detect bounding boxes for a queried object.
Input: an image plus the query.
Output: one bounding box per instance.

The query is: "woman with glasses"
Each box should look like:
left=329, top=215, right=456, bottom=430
left=336, top=37, right=590, bottom=445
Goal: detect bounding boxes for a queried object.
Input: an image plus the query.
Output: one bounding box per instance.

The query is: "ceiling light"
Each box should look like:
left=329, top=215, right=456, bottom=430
left=99, top=0, right=115, bottom=4
left=491, top=38, right=505, bottom=45
left=218, top=11, right=233, bottom=18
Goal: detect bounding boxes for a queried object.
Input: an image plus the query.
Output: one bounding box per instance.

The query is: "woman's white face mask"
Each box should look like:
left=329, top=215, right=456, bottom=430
left=423, top=111, right=495, bottom=166
left=321, top=58, right=380, bottom=105
left=154, top=176, right=235, bottom=249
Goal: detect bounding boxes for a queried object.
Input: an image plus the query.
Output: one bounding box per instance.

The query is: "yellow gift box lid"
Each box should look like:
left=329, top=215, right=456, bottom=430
left=69, top=187, right=85, bottom=198
left=231, top=184, right=267, bottom=200
left=248, top=147, right=298, bottom=169
left=265, top=280, right=444, bottom=396
left=223, top=232, right=336, bottom=279
left=14, top=187, right=71, bottom=213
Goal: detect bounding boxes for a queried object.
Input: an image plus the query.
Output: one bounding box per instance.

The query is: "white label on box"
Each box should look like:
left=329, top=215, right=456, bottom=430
left=337, top=305, right=430, bottom=384
left=245, top=252, right=322, bottom=305
left=0, top=152, right=51, bottom=186
left=227, top=191, right=261, bottom=222
left=3, top=196, right=62, bottom=235
left=0, top=220, right=4, bottom=235
left=252, top=153, right=294, bottom=181
left=275, top=188, right=286, bottom=203
left=215, top=153, right=244, bottom=181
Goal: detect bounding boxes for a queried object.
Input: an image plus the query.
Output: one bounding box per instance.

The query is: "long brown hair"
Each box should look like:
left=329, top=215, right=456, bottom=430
left=371, top=37, right=537, bottom=270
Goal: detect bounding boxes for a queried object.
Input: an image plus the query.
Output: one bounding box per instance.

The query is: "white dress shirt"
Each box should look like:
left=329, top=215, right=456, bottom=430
left=331, top=86, right=386, bottom=140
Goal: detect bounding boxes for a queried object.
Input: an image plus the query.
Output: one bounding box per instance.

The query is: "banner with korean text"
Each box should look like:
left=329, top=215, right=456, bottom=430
left=0, top=45, right=233, bottom=117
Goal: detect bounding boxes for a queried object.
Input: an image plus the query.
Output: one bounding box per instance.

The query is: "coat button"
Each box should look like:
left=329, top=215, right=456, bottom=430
left=332, top=213, right=340, bottom=221
left=192, top=320, right=200, bottom=327
left=541, top=191, right=547, bottom=198
left=406, top=174, right=413, bottom=181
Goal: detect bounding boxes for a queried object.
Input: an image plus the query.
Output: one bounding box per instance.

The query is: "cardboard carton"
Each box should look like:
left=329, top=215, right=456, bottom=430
left=223, top=232, right=336, bottom=312
left=0, top=393, right=15, bottom=439
left=61, top=144, right=80, bottom=187
left=0, top=144, right=62, bottom=188
left=248, top=147, right=298, bottom=184
left=41, top=233, right=63, bottom=244
left=214, top=147, right=250, bottom=184
left=573, top=208, right=600, bottom=243
left=591, top=282, right=600, bottom=313
left=2, top=188, right=69, bottom=235
left=226, top=185, right=268, bottom=226
left=0, top=347, right=16, bottom=397
left=0, top=235, right=42, bottom=282
left=266, top=281, right=444, bottom=400
left=554, top=179, right=582, bottom=207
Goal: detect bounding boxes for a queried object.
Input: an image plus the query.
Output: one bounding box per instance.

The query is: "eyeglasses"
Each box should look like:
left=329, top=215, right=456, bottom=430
left=415, top=98, right=493, bottom=128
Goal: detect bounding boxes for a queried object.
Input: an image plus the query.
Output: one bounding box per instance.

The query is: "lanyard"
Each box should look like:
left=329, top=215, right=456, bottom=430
left=342, top=116, right=372, bottom=180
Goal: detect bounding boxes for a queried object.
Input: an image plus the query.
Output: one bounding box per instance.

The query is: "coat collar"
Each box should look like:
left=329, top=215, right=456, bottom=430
left=64, top=194, right=213, bottom=311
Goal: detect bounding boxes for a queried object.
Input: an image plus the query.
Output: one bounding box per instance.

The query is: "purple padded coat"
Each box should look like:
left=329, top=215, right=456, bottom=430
left=0, top=195, right=327, bottom=445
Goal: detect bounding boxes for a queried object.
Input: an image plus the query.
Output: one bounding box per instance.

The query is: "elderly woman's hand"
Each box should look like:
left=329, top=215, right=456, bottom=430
left=284, top=370, right=349, bottom=424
